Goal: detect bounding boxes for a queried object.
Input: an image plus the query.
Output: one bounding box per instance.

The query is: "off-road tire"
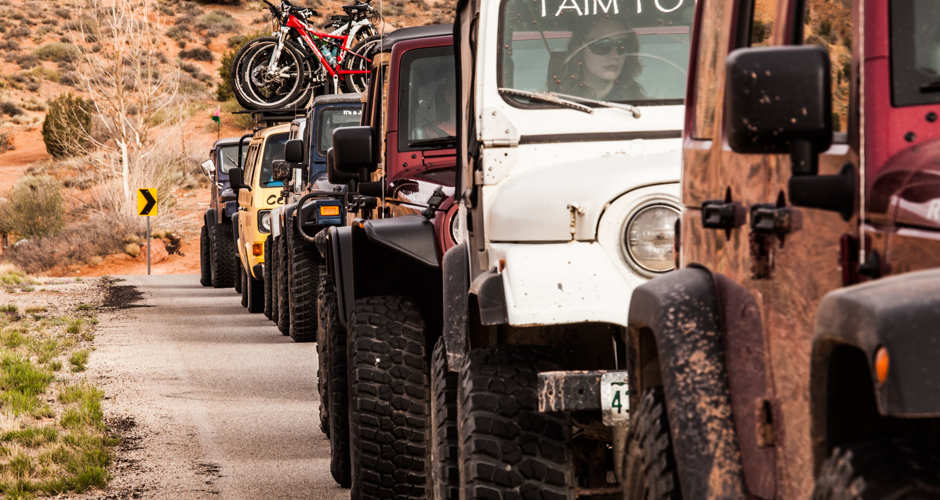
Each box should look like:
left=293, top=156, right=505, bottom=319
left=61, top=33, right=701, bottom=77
left=289, top=228, right=318, bottom=342
left=263, top=235, right=274, bottom=320
left=199, top=224, right=211, bottom=286
left=812, top=440, right=940, bottom=499
left=315, top=265, right=331, bottom=437
left=322, top=266, right=350, bottom=486
left=458, top=346, right=574, bottom=500
left=271, top=235, right=279, bottom=322
left=347, top=296, right=430, bottom=499
left=247, top=268, right=264, bottom=313
left=430, top=337, right=458, bottom=500
left=623, top=387, right=681, bottom=500
left=276, top=228, right=290, bottom=335
left=232, top=216, right=242, bottom=294
left=210, top=222, right=236, bottom=288
left=240, top=267, right=248, bottom=307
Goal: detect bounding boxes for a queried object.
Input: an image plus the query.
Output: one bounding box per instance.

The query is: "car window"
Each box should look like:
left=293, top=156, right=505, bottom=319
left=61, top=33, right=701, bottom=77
left=801, top=0, right=852, bottom=136
left=318, top=106, right=363, bottom=154
left=400, top=46, right=457, bottom=149
left=890, top=0, right=940, bottom=107
left=244, top=144, right=259, bottom=185
left=259, top=133, right=290, bottom=188
left=217, top=145, right=243, bottom=174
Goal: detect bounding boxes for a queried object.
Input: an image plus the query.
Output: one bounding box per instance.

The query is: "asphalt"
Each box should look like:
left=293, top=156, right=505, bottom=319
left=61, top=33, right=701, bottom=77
left=91, top=274, right=348, bottom=499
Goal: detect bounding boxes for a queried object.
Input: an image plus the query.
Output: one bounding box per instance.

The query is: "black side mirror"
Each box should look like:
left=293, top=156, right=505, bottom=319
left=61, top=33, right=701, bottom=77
left=285, top=139, right=304, bottom=164
left=272, top=160, right=291, bottom=183
left=725, top=45, right=832, bottom=175
left=327, top=147, right=358, bottom=185
left=332, top=126, right=375, bottom=176
left=230, top=167, right=245, bottom=192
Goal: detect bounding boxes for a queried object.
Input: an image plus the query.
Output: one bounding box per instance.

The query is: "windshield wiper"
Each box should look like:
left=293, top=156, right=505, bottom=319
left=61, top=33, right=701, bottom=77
left=408, top=137, right=457, bottom=149
left=548, top=91, right=642, bottom=118
left=498, top=88, right=593, bottom=113
left=920, top=80, right=940, bottom=93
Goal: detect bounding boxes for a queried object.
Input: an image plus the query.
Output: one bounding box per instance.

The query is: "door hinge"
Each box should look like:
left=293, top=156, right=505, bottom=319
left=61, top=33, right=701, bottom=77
left=701, top=188, right=746, bottom=240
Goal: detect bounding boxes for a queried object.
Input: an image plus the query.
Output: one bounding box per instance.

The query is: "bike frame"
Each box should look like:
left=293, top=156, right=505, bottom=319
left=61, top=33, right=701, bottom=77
left=284, top=16, right=372, bottom=80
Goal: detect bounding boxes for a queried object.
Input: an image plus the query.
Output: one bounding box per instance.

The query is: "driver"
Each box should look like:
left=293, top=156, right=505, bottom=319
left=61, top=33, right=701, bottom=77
left=555, top=16, right=645, bottom=101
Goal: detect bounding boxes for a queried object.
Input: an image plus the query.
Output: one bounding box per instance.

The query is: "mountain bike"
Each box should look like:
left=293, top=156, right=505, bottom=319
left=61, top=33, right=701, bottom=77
left=232, top=0, right=381, bottom=110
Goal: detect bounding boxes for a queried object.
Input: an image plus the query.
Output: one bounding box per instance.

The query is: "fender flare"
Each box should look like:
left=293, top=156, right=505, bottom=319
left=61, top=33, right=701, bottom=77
left=628, top=266, right=746, bottom=499
left=442, top=242, right=469, bottom=370
left=812, top=268, right=940, bottom=419
left=362, top=215, right=439, bottom=268
left=327, top=225, right=355, bottom=327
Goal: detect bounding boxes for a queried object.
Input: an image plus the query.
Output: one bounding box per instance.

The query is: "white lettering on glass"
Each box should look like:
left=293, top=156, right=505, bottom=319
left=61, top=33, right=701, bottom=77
left=538, top=0, right=685, bottom=16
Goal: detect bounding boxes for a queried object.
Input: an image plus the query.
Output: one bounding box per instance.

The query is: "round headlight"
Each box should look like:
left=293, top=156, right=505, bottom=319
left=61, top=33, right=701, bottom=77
left=623, top=204, right=679, bottom=274
left=258, top=210, right=272, bottom=233
left=449, top=211, right=464, bottom=244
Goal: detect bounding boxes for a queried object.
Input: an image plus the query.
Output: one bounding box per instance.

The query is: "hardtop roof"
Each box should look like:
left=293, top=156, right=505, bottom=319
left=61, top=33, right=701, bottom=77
left=312, top=93, right=362, bottom=106
left=379, top=24, right=453, bottom=52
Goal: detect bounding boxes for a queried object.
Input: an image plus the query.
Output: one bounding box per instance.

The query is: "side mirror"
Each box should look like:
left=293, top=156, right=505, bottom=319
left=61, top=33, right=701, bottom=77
left=327, top=147, right=358, bottom=185
left=272, top=160, right=291, bottom=183
left=332, top=126, right=375, bottom=176
left=220, top=187, right=237, bottom=202
left=201, top=159, right=215, bottom=177
left=725, top=45, right=832, bottom=175
left=285, top=139, right=304, bottom=164
left=229, top=167, right=245, bottom=191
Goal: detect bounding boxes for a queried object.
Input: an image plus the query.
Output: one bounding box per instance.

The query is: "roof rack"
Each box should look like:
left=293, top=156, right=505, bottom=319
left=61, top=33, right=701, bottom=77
left=233, top=108, right=307, bottom=130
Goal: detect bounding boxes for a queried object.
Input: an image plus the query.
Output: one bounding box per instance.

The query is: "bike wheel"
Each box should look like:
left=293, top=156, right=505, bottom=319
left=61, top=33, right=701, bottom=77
left=232, top=37, right=309, bottom=111
left=341, top=35, right=380, bottom=94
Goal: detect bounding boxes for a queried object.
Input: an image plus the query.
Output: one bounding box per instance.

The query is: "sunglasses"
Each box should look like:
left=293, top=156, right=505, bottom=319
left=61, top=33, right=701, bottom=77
left=587, top=37, right=629, bottom=56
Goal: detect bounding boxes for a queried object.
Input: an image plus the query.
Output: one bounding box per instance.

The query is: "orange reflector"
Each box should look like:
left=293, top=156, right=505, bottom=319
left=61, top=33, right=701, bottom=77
left=875, top=346, right=890, bottom=384
left=252, top=243, right=264, bottom=256
left=319, top=205, right=340, bottom=216
left=498, top=258, right=506, bottom=272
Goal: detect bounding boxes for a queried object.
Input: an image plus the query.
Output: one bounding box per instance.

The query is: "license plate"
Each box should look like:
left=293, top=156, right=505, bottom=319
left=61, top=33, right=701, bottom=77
left=600, top=372, right=630, bottom=425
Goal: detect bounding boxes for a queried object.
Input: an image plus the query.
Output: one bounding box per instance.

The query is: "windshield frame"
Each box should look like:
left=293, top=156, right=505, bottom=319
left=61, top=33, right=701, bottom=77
left=397, top=45, right=458, bottom=153
left=889, top=0, right=940, bottom=107
left=495, top=0, right=691, bottom=110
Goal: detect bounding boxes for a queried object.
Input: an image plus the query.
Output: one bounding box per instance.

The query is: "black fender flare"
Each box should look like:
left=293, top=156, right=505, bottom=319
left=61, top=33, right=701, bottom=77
left=628, top=266, right=746, bottom=499
left=812, top=268, right=940, bottom=420
left=327, top=225, right=355, bottom=327
left=362, top=215, right=439, bottom=268
left=442, top=242, right=469, bottom=370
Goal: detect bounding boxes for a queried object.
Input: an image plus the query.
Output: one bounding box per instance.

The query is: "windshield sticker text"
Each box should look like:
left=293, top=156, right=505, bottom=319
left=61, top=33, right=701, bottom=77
left=540, top=0, right=686, bottom=16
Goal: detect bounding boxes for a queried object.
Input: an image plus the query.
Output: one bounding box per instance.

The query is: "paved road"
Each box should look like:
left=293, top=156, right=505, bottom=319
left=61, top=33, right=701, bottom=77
left=92, top=274, right=347, bottom=499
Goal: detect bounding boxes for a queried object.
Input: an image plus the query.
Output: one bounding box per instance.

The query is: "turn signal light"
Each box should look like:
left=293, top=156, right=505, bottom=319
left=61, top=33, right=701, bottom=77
left=874, top=346, right=890, bottom=385
left=252, top=243, right=264, bottom=256
left=320, top=205, right=340, bottom=216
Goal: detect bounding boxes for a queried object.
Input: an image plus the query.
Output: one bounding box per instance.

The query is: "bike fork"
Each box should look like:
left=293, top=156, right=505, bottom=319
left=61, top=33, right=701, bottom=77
left=266, top=29, right=289, bottom=76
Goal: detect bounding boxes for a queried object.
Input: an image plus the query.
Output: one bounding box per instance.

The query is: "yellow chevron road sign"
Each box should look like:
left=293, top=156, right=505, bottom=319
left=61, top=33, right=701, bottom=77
left=137, top=188, right=157, bottom=216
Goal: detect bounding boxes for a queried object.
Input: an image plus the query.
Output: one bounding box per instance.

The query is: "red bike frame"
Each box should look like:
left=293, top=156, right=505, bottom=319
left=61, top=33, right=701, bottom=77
left=285, top=15, right=372, bottom=80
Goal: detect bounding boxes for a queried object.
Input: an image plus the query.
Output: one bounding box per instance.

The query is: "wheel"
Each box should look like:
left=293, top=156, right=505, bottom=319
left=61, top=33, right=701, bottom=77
left=289, top=223, right=319, bottom=342
left=199, top=224, right=211, bottom=286
left=210, top=222, right=236, bottom=288
left=247, top=267, right=264, bottom=313
left=231, top=37, right=309, bottom=111
left=276, top=226, right=291, bottom=335
left=271, top=234, right=279, bottom=322
left=430, top=337, right=458, bottom=500
left=812, top=440, right=940, bottom=499
left=347, top=296, right=430, bottom=499
left=316, top=265, right=331, bottom=437
left=623, top=387, right=681, bottom=500
left=322, top=265, right=350, bottom=486
left=232, top=216, right=242, bottom=294
left=458, top=347, right=574, bottom=500
left=341, top=35, right=380, bottom=94
left=263, top=235, right=274, bottom=320
left=240, top=266, right=248, bottom=308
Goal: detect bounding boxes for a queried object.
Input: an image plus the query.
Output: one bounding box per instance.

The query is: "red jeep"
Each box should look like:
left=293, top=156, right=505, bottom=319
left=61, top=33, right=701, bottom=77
left=625, top=0, right=940, bottom=497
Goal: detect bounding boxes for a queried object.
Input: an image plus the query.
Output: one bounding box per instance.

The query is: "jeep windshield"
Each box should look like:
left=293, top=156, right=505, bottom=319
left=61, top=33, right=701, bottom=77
left=890, top=0, right=940, bottom=106
left=317, top=107, right=362, bottom=155
left=260, top=132, right=289, bottom=188
left=218, top=145, right=243, bottom=176
left=498, top=0, right=694, bottom=108
left=399, top=45, right=457, bottom=151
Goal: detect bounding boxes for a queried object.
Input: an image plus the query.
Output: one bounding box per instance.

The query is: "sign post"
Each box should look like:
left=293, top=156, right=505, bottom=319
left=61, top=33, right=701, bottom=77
left=136, top=188, right=157, bottom=275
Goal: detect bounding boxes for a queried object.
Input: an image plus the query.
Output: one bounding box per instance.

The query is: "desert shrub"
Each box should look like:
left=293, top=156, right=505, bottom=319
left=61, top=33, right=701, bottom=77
left=0, top=39, right=19, bottom=51
left=42, top=94, right=93, bottom=159
left=34, top=43, right=81, bottom=64
left=55, top=8, right=71, bottom=19
left=180, top=62, right=211, bottom=83
left=195, top=11, right=239, bottom=36
left=0, top=133, right=13, bottom=154
left=179, top=47, right=213, bottom=62
left=4, top=221, right=126, bottom=273
left=166, top=25, right=192, bottom=44
left=1, top=102, right=23, bottom=117
left=13, top=53, right=39, bottom=70
left=60, top=71, right=80, bottom=87
left=0, top=176, right=66, bottom=240
left=194, top=0, right=241, bottom=4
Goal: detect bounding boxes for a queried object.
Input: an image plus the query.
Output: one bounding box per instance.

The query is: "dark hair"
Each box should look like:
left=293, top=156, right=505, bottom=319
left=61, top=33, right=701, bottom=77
left=551, top=16, right=645, bottom=100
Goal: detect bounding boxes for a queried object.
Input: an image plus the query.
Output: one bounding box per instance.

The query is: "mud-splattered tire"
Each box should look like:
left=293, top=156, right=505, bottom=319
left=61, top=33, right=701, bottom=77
left=200, top=224, right=211, bottom=286
left=289, top=227, right=318, bottom=342
left=316, top=265, right=331, bottom=437
left=812, top=440, right=940, bottom=499
left=347, top=296, right=430, bottom=499
left=247, top=269, right=264, bottom=313
left=240, top=266, right=248, bottom=307
left=458, top=346, right=574, bottom=500
left=210, top=221, right=235, bottom=288
left=321, top=266, right=350, bottom=486
left=430, top=337, right=458, bottom=500
left=276, top=228, right=290, bottom=335
left=271, top=235, right=279, bottom=322
left=263, top=235, right=274, bottom=320
left=623, top=387, right=681, bottom=500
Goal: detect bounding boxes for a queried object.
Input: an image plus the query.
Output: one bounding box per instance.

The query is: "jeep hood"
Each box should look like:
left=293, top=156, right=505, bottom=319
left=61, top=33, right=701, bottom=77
left=484, top=148, right=681, bottom=242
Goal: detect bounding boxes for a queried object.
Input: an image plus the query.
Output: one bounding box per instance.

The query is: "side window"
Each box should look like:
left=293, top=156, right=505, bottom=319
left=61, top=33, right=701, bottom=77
left=244, top=145, right=258, bottom=184
left=801, top=0, right=853, bottom=138
left=748, top=0, right=777, bottom=47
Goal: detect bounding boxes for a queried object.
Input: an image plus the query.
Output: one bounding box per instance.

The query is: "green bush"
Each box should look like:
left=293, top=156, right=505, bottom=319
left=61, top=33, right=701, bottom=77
left=34, top=43, right=81, bottom=64
left=0, top=133, right=13, bottom=154
left=41, top=94, right=92, bottom=158
left=180, top=47, right=213, bottom=62
left=0, top=176, right=66, bottom=239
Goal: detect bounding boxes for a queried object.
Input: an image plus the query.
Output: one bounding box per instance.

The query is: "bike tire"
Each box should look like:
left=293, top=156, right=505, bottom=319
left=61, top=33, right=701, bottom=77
left=341, top=35, right=380, bottom=94
left=232, top=37, right=309, bottom=111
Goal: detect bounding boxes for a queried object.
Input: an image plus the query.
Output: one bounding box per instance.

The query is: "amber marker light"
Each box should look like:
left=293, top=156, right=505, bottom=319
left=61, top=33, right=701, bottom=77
left=320, top=205, right=340, bottom=216
left=874, top=346, right=890, bottom=385
left=252, top=243, right=264, bottom=256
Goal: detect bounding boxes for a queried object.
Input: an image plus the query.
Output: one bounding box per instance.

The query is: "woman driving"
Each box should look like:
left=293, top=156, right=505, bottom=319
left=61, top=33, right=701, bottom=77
left=553, top=17, right=645, bottom=101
